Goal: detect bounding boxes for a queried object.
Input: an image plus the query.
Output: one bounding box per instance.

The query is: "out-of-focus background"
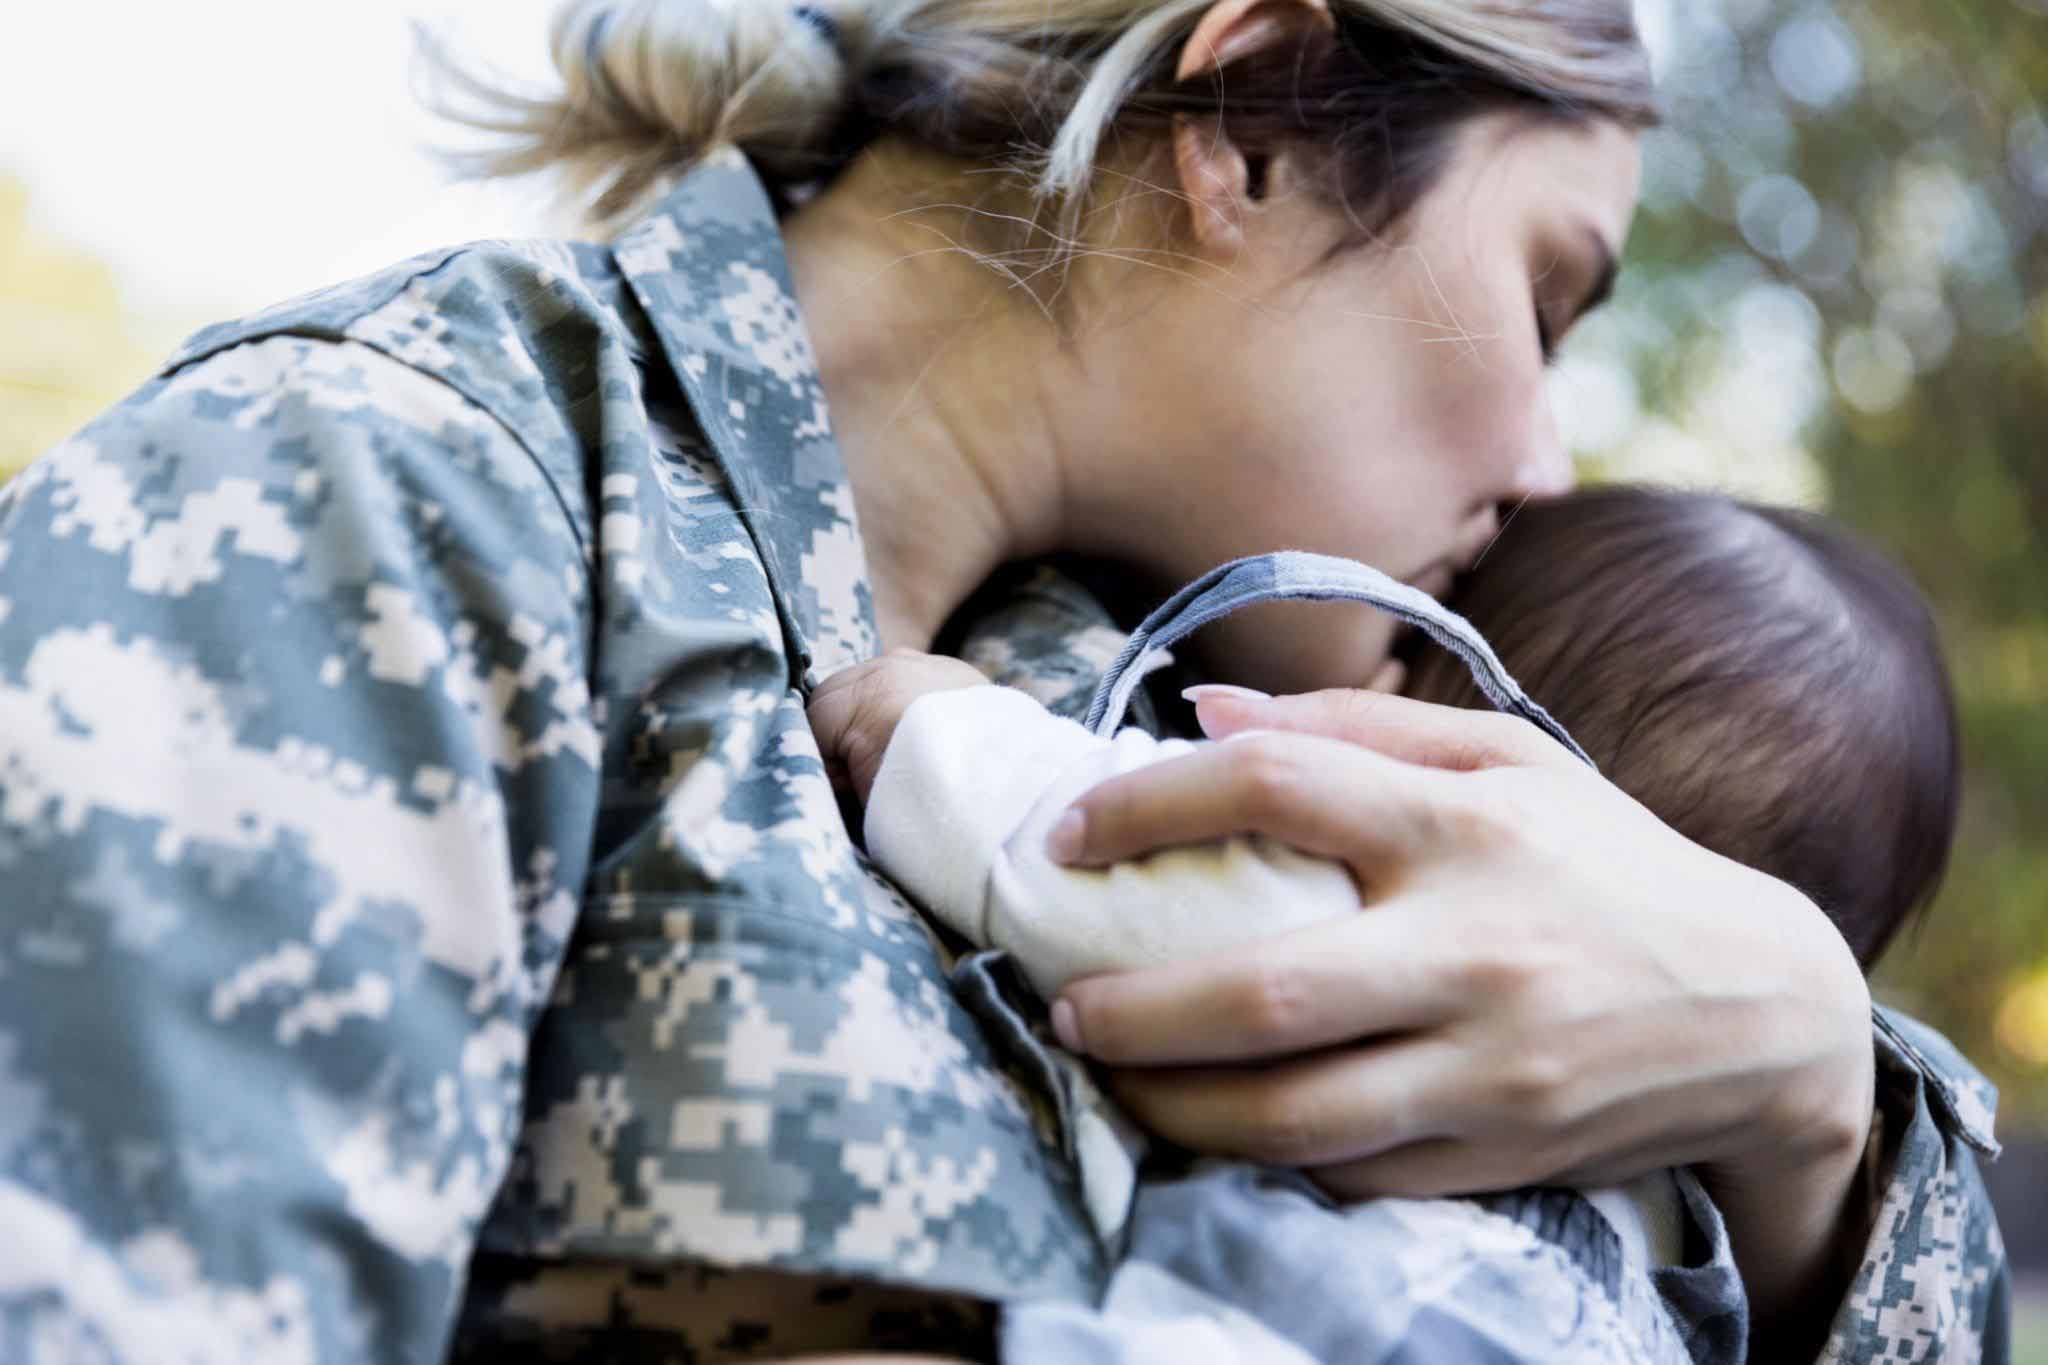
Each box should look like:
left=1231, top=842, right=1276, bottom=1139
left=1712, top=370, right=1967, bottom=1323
left=0, top=1, right=565, bottom=463
left=2, top=0, right=2042, bottom=1347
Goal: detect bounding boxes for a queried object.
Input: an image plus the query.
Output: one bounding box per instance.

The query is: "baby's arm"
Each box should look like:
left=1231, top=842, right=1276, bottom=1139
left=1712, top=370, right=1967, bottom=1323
left=810, top=652, right=1113, bottom=950
left=810, top=654, right=1359, bottom=999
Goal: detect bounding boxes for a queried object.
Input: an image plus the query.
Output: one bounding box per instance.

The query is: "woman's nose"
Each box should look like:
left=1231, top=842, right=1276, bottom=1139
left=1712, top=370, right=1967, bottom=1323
left=1514, top=401, right=1576, bottom=500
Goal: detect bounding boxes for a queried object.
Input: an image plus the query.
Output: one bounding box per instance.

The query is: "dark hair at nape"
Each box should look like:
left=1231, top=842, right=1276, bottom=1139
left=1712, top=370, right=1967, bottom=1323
left=1401, top=485, right=1961, bottom=969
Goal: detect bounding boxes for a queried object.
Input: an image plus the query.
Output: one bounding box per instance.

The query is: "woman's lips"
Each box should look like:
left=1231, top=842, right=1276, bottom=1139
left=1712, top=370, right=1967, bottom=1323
left=1406, top=564, right=1455, bottom=599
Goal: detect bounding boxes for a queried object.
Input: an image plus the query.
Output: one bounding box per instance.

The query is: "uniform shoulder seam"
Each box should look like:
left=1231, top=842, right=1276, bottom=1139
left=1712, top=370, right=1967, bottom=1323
left=159, top=243, right=596, bottom=593
left=352, top=333, right=595, bottom=589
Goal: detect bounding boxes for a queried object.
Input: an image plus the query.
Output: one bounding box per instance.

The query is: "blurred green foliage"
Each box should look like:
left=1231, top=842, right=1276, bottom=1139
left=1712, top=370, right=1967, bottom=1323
left=1585, top=0, right=2047, bottom=1126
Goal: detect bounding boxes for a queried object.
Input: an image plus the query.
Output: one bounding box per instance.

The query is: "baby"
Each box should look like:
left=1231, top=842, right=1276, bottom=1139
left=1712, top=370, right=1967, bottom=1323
left=1394, top=484, right=1957, bottom=971
left=809, top=484, right=1960, bottom=1360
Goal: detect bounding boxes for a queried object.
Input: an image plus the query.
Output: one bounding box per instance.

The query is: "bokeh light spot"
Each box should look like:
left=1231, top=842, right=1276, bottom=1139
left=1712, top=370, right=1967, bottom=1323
left=1996, top=969, right=2048, bottom=1070
left=1831, top=326, right=1915, bottom=412
left=1770, top=14, right=1862, bottom=109
left=1739, top=174, right=1821, bottom=261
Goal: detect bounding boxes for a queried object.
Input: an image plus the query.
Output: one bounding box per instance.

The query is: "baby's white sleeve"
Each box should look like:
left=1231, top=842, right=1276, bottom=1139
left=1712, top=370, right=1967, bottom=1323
left=865, top=687, right=1360, bottom=1000
left=865, top=686, right=1109, bottom=948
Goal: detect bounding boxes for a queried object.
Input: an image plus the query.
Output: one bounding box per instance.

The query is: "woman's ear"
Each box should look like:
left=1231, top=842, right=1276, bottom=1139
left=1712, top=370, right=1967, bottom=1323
left=1171, top=0, right=1335, bottom=252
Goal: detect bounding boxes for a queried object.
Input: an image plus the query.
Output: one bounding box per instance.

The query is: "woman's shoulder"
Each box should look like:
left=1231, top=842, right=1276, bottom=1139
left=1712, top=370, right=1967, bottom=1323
left=163, top=234, right=650, bottom=442
left=120, top=229, right=704, bottom=582
left=160, top=150, right=787, bottom=430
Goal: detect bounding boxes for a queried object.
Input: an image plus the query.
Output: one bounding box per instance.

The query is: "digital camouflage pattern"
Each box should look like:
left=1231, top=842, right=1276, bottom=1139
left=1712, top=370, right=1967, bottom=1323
left=1006, top=1164, right=1738, bottom=1364
left=956, top=565, right=1155, bottom=729
left=0, top=147, right=1094, bottom=1364
left=0, top=145, right=2007, bottom=1363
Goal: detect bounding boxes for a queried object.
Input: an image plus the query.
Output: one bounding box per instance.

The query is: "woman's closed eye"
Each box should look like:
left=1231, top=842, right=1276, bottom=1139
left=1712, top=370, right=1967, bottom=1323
left=1531, top=226, right=1621, bottom=366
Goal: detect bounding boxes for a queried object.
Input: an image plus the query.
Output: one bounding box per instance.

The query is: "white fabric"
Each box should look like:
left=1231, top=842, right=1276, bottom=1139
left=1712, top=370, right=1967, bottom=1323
left=1586, top=1171, right=1687, bottom=1270
left=865, top=684, right=1105, bottom=944
left=863, top=684, right=1686, bottom=1271
left=867, top=686, right=1357, bottom=999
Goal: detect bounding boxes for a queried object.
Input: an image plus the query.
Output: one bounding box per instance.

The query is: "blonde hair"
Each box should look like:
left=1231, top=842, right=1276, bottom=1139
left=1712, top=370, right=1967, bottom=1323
left=423, top=0, right=1654, bottom=238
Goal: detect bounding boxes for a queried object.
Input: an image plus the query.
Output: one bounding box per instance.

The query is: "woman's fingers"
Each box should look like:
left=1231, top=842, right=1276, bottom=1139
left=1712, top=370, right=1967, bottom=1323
left=1050, top=729, right=1454, bottom=869
left=1104, top=1035, right=1476, bottom=1168
left=1188, top=686, right=1571, bottom=773
left=1309, top=1104, right=1759, bottom=1201
left=1055, top=904, right=1463, bottom=1065
left=1307, top=1136, right=1534, bottom=1201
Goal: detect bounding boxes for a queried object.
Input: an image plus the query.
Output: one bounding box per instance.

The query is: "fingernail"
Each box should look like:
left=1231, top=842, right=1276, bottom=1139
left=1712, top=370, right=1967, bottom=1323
left=1046, top=809, right=1087, bottom=864
left=1051, top=998, right=1084, bottom=1052
left=1182, top=684, right=1272, bottom=705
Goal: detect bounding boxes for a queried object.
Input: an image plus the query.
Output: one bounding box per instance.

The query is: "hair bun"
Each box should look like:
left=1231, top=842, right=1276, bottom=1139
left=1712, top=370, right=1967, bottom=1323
left=421, top=0, right=866, bottom=225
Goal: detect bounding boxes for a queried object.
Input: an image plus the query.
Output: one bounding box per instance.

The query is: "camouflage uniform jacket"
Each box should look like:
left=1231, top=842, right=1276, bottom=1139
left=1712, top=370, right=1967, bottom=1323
left=0, top=146, right=2006, bottom=1364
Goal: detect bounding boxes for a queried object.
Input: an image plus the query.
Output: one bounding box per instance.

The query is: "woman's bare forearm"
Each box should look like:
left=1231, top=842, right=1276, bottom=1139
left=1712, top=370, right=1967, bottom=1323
left=1699, top=914, right=1881, bottom=1363
left=1703, top=1116, right=1877, bottom=1364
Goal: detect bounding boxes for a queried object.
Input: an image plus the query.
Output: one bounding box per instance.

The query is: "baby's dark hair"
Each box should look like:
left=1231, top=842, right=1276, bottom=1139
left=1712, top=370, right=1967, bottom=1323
left=1401, top=485, right=1960, bottom=969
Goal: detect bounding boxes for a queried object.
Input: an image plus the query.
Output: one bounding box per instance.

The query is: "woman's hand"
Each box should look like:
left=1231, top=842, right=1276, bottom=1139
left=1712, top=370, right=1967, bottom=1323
left=1047, top=686, right=1877, bottom=1350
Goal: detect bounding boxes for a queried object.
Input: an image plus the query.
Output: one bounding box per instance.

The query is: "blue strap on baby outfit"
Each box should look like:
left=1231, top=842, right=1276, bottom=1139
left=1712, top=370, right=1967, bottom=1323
left=1083, top=550, right=1595, bottom=768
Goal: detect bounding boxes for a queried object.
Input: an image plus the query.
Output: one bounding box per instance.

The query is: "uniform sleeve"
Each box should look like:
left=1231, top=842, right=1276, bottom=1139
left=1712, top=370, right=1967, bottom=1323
left=1817, top=1009, right=2011, bottom=1364
left=0, top=336, right=599, bottom=1365
left=865, top=687, right=1360, bottom=1002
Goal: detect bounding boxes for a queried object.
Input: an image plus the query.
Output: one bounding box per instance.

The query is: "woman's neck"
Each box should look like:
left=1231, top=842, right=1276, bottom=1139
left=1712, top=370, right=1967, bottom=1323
left=781, top=144, right=1079, bottom=652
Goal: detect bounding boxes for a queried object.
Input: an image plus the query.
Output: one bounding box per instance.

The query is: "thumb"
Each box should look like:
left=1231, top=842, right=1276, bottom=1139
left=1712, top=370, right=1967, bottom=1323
left=1186, top=686, right=1568, bottom=773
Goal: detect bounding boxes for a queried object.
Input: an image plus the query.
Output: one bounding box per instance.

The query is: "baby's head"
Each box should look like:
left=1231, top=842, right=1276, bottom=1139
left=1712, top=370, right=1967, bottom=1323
left=1401, top=485, right=1960, bottom=969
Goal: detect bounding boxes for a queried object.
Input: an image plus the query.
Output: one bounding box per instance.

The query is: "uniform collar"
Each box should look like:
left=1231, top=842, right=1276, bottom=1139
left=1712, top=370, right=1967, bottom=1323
left=1873, top=1004, right=2001, bottom=1156
left=613, top=147, right=878, bottom=689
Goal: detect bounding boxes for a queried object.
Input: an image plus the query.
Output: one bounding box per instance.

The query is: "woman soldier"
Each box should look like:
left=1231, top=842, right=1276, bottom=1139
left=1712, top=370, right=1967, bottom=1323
left=0, top=0, right=2005, bottom=1361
